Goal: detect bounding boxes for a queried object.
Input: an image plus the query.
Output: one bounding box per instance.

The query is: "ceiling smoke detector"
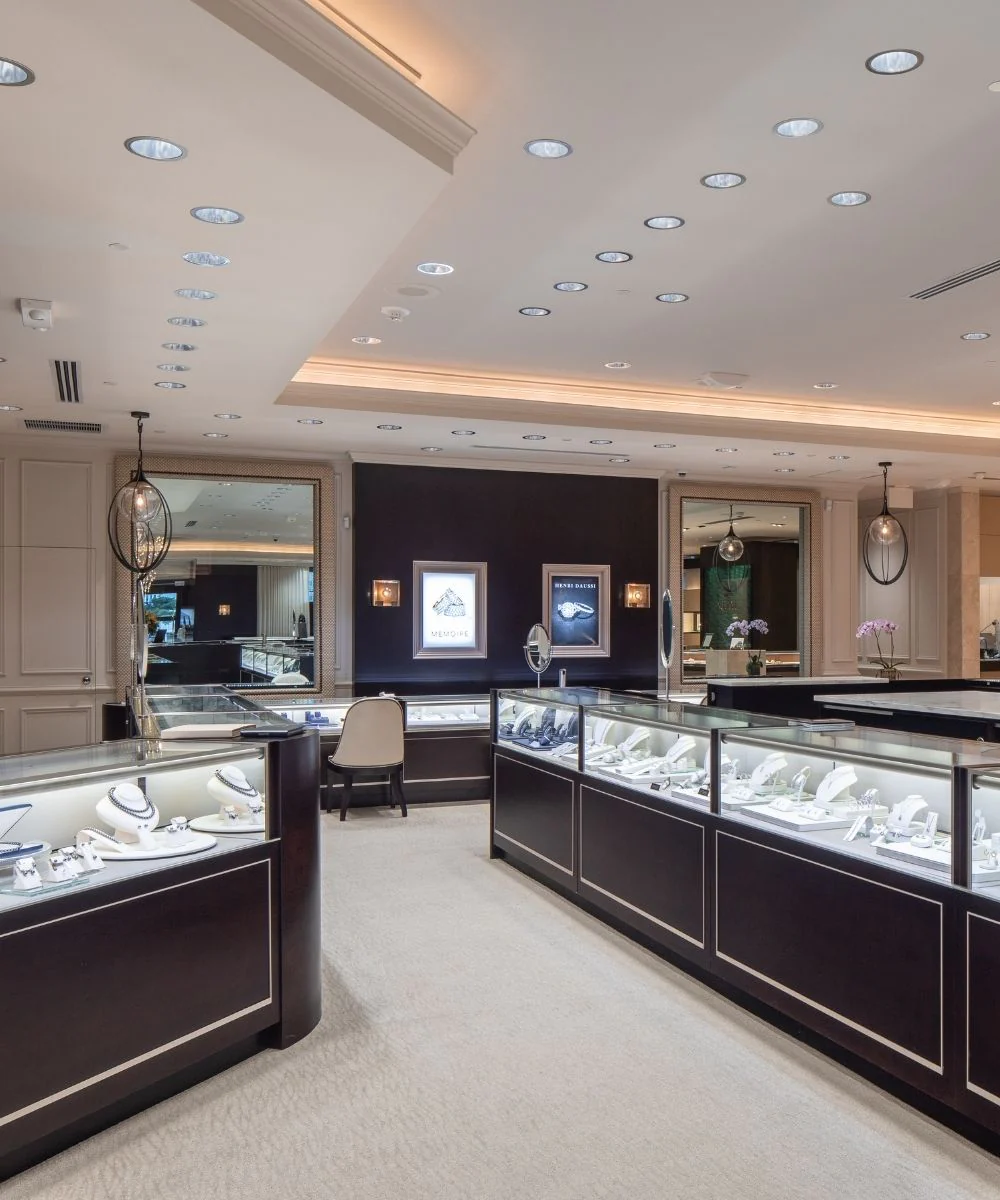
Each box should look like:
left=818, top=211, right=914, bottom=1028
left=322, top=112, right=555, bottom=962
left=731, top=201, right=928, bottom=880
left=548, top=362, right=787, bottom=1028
left=698, top=371, right=748, bottom=390
left=381, top=306, right=411, bottom=321
left=20, top=298, right=52, bottom=332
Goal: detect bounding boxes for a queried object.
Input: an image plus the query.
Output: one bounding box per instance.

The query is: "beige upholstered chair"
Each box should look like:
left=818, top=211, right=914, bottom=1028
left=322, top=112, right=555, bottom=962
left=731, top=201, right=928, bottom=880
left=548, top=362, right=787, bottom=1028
left=326, top=697, right=407, bottom=821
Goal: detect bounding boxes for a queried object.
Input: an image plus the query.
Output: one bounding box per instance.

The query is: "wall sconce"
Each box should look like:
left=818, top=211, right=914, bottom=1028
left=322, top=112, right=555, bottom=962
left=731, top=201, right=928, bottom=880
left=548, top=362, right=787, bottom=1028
left=218, top=603, right=231, bottom=617
left=624, top=583, right=651, bottom=609
left=371, top=579, right=400, bottom=607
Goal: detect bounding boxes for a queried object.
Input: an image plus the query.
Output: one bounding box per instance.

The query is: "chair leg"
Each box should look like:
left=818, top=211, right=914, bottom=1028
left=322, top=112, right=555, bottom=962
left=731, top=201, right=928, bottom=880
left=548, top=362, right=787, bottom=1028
left=391, top=767, right=408, bottom=818
left=340, top=773, right=352, bottom=822
left=323, top=764, right=331, bottom=814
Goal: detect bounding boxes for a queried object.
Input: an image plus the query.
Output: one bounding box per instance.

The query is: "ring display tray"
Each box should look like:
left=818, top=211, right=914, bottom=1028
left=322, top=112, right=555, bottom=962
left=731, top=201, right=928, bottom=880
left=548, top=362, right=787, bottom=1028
left=744, top=800, right=856, bottom=832
left=0, top=875, right=91, bottom=898
left=873, top=837, right=951, bottom=874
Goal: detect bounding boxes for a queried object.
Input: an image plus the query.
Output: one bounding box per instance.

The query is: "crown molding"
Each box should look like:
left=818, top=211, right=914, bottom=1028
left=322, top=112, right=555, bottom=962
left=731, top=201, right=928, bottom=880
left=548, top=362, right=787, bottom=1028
left=192, top=0, right=475, bottom=171
left=290, top=358, right=1000, bottom=445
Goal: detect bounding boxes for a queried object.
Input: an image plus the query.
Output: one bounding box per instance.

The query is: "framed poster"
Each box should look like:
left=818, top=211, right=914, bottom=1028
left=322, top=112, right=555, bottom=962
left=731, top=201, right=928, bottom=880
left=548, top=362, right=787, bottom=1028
left=542, top=564, right=611, bottom=657
left=412, top=561, right=487, bottom=659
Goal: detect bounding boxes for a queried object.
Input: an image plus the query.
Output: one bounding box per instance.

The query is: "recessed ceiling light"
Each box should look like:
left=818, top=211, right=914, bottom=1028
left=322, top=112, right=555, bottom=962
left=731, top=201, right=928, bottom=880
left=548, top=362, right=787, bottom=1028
left=828, top=191, right=870, bottom=206
left=590, top=439, right=613, bottom=445
left=168, top=316, right=206, bottom=327
left=609, top=456, right=630, bottom=464
left=771, top=523, right=787, bottom=528
left=701, top=173, right=745, bottom=189
left=773, top=451, right=795, bottom=456
left=524, top=139, right=572, bottom=158
left=963, top=331, right=991, bottom=341
left=644, top=216, right=685, bottom=230
left=866, top=49, right=923, bottom=75
left=183, top=251, right=229, bottom=267
left=519, top=307, right=551, bottom=317
left=992, top=401, right=1000, bottom=407
left=604, top=361, right=631, bottom=369
left=203, top=431, right=229, bottom=438
left=108, top=242, right=129, bottom=251
left=715, top=447, right=739, bottom=453
left=378, top=424, right=402, bottom=430
left=353, top=335, right=382, bottom=344
left=656, top=293, right=688, bottom=303
left=162, top=342, right=197, bottom=351
left=416, top=262, right=453, bottom=275
left=990, top=82, right=1000, bottom=93
left=0, top=58, right=34, bottom=86
left=554, top=281, right=587, bottom=292
left=157, top=363, right=190, bottom=372
left=654, top=443, right=677, bottom=449
left=214, top=413, right=241, bottom=420
left=523, top=434, right=547, bottom=440
left=175, top=288, right=216, bottom=300
left=452, top=429, right=475, bottom=436
left=191, top=206, right=244, bottom=224
left=0, top=404, right=22, bottom=412
left=773, top=118, right=823, bottom=138
left=125, top=136, right=186, bottom=161
left=596, top=251, right=632, bottom=263
left=829, top=454, right=850, bottom=460
left=421, top=446, right=443, bottom=452
left=775, top=467, right=796, bottom=473
left=155, top=381, right=186, bottom=389
left=0, top=357, right=6, bottom=363
left=813, top=381, right=838, bottom=389
left=298, top=418, right=324, bottom=425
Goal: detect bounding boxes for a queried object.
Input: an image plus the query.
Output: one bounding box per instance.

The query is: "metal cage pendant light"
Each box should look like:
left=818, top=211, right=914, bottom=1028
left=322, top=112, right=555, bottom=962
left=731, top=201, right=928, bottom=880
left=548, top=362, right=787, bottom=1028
left=863, top=461, right=909, bottom=586
left=107, top=411, right=173, bottom=737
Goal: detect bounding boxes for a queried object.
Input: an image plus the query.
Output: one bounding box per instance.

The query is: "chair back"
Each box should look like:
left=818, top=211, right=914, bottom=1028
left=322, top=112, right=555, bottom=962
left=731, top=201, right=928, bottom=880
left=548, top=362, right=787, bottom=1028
left=333, top=697, right=404, bottom=768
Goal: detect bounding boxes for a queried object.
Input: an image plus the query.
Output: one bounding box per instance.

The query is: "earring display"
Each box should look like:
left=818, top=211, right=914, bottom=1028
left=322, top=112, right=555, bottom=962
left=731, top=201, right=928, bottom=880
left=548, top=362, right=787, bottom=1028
left=11, top=856, right=44, bottom=892
left=190, top=765, right=266, bottom=834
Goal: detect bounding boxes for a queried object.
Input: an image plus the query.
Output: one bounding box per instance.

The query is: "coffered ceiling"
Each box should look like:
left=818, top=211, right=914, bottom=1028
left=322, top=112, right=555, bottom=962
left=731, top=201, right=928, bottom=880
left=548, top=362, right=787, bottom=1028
left=6, top=0, right=1000, bottom=486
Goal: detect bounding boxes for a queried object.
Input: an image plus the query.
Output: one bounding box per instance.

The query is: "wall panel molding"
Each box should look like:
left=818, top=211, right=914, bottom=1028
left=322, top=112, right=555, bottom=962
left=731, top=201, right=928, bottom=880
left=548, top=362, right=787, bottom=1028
left=20, top=548, right=95, bottom=676
left=20, top=703, right=95, bottom=753
left=19, top=460, right=93, bottom=550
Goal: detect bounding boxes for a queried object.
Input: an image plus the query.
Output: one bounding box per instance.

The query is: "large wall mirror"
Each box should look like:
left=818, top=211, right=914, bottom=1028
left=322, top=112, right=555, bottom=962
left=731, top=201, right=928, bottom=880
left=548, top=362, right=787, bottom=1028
left=113, top=455, right=335, bottom=696
left=667, top=485, right=821, bottom=688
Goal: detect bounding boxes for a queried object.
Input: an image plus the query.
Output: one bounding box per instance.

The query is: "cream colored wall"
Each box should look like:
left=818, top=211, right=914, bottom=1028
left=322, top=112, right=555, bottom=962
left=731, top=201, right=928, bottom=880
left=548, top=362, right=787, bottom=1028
left=0, top=437, right=118, bottom=754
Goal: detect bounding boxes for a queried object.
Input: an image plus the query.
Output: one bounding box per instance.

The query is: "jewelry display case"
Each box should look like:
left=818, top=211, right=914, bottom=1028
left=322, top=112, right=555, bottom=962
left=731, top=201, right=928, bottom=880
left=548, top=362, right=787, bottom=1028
left=495, top=687, right=591, bottom=765
left=489, top=692, right=1000, bottom=1148
left=268, top=692, right=492, bottom=804
left=0, top=731, right=320, bottom=1180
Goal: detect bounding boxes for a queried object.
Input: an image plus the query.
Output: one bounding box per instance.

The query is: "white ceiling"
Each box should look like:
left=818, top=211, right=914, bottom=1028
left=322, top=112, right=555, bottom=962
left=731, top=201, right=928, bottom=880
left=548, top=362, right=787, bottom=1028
left=7, top=0, right=1000, bottom=487
left=681, top=500, right=803, bottom=554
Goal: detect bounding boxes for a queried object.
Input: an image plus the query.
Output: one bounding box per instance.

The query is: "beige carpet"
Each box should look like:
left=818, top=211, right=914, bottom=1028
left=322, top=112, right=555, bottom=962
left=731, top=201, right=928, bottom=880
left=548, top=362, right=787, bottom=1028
left=9, top=802, right=1000, bottom=1200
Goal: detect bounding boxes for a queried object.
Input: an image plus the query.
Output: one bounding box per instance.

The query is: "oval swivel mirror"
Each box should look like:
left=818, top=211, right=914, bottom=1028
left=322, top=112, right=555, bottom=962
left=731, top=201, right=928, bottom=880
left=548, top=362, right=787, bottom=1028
left=524, top=623, right=552, bottom=687
left=660, top=589, right=674, bottom=671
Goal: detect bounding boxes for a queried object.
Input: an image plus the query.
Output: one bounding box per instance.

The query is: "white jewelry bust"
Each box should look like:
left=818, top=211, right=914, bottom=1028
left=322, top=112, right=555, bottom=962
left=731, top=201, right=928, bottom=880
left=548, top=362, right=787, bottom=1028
left=94, top=783, right=159, bottom=848
left=207, top=765, right=262, bottom=820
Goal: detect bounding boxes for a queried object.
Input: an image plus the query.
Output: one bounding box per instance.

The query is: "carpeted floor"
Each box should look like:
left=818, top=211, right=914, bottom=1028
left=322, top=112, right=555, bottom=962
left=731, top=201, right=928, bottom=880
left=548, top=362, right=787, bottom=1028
left=9, top=802, right=1000, bottom=1199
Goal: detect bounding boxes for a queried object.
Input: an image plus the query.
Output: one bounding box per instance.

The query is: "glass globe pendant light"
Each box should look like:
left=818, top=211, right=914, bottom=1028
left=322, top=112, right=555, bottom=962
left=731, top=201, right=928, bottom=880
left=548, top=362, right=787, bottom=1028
left=863, top=461, right=908, bottom=585
left=717, top=505, right=745, bottom=562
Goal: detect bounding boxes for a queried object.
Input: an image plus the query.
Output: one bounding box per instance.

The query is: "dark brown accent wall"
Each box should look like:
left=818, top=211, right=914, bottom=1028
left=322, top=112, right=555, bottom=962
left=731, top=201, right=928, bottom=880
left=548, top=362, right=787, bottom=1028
left=353, top=464, right=659, bottom=692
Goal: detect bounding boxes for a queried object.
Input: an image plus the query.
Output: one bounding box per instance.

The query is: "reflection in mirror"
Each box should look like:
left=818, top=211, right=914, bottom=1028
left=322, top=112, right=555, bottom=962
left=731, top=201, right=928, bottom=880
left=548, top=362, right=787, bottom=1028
left=524, top=623, right=553, bottom=682
left=142, top=477, right=316, bottom=688
left=681, top=499, right=804, bottom=682
left=660, top=589, right=674, bottom=669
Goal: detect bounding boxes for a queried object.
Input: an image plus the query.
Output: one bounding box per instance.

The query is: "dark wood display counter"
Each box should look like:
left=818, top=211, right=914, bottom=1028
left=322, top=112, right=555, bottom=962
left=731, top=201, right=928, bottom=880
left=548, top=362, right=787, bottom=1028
left=0, top=731, right=321, bottom=1180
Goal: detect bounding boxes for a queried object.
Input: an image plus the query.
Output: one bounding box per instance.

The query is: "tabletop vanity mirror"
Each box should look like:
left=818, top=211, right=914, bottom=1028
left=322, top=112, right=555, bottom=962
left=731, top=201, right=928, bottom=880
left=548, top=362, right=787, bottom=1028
left=668, top=486, right=820, bottom=689
left=660, top=589, right=675, bottom=670
left=112, top=454, right=335, bottom=696
left=524, top=623, right=553, bottom=686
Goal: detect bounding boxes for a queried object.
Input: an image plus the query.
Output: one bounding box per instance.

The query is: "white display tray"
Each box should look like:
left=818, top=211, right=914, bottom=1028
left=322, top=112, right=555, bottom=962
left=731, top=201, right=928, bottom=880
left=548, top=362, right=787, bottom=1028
left=189, top=813, right=265, bottom=834
left=873, top=837, right=950, bottom=873
left=84, top=830, right=217, bottom=861
left=744, top=801, right=854, bottom=832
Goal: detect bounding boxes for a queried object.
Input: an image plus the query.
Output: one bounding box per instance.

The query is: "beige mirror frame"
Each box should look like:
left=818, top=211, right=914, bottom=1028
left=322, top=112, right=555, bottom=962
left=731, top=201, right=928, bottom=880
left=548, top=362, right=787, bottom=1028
left=667, top=483, right=822, bottom=691
left=112, top=453, right=335, bottom=698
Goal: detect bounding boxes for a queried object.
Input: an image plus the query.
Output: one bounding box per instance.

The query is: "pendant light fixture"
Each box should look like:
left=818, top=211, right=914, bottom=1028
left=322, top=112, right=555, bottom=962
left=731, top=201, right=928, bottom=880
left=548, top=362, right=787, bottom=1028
left=863, top=461, right=908, bottom=585
left=717, top=504, right=744, bottom=562
left=107, top=411, right=173, bottom=736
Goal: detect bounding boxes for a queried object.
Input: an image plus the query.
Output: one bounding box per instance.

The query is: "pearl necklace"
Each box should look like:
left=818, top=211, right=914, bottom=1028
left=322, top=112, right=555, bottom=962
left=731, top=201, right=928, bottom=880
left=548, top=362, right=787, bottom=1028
left=214, top=769, right=258, bottom=798
left=107, top=785, right=156, bottom=822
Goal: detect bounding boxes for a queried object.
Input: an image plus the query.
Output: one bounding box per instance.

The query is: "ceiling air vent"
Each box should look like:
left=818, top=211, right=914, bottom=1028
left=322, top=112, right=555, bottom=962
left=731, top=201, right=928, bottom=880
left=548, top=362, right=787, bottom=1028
left=53, top=359, right=82, bottom=403
left=911, top=259, right=1000, bottom=299
left=23, top=419, right=102, bottom=434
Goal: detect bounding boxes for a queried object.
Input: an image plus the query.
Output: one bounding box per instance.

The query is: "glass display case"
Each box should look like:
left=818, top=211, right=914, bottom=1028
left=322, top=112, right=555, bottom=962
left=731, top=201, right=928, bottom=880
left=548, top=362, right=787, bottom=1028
left=144, top=685, right=297, bottom=734
left=720, top=724, right=1000, bottom=887
left=267, top=694, right=490, bottom=732
left=495, top=688, right=622, bottom=765
left=581, top=700, right=786, bottom=809
left=0, top=740, right=271, bottom=910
